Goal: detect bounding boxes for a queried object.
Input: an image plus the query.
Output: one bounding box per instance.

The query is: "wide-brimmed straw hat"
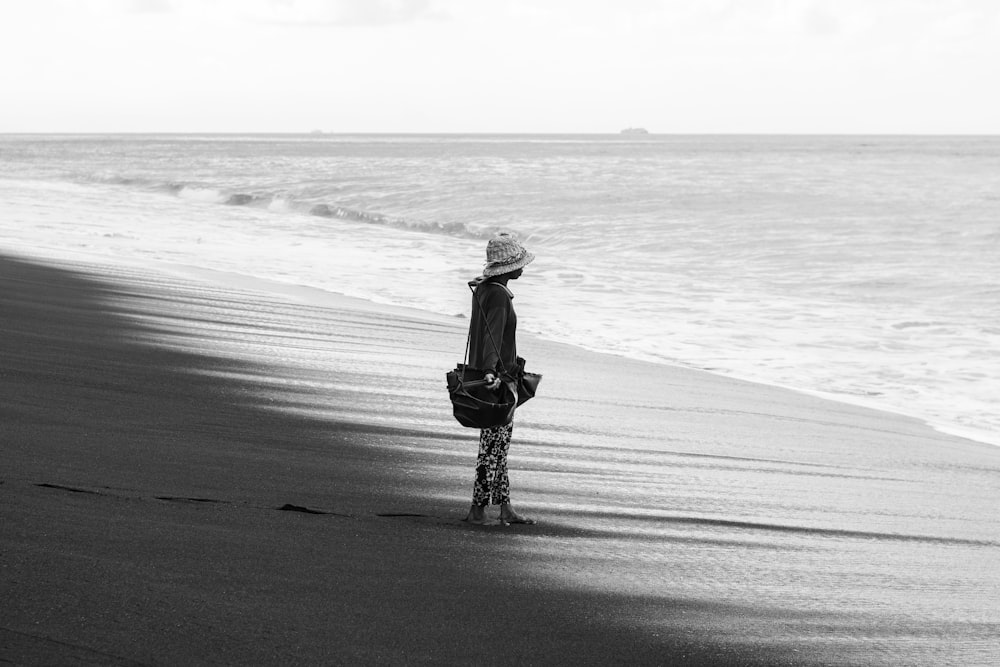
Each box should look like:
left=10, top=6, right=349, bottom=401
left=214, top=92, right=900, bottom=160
left=482, top=232, right=535, bottom=277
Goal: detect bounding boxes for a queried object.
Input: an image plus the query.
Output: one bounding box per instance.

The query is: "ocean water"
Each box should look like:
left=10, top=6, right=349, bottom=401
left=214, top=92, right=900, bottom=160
left=1, top=133, right=998, bottom=446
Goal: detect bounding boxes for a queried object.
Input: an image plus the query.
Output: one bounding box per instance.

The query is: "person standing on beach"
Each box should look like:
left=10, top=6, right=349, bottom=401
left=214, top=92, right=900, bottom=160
left=463, top=232, right=537, bottom=526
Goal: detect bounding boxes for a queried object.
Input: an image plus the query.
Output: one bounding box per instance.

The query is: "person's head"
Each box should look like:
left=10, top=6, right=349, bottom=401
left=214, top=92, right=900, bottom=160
left=482, top=232, right=534, bottom=279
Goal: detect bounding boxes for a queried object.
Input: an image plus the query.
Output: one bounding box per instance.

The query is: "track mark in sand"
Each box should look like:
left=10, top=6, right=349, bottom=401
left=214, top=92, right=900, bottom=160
left=276, top=503, right=353, bottom=518
left=33, top=483, right=355, bottom=520
left=155, top=496, right=226, bottom=504
left=35, top=483, right=105, bottom=495
left=277, top=503, right=327, bottom=514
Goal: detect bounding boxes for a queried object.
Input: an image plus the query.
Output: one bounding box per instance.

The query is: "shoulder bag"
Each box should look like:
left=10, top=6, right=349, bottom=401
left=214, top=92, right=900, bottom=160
left=445, top=281, right=541, bottom=428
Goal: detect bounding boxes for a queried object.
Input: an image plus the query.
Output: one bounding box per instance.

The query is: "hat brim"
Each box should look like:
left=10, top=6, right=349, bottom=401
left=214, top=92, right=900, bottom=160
left=483, top=250, right=535, bottom=277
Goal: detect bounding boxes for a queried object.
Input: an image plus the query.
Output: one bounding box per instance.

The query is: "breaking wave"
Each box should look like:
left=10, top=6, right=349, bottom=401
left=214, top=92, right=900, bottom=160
left=305, top=202, right=475, bottom=237
left=83, top=172, right=488, bottom=240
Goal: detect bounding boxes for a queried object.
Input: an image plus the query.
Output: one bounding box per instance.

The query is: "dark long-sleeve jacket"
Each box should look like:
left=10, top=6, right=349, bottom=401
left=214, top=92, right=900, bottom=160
left=467, top=278, right=518, bottom=376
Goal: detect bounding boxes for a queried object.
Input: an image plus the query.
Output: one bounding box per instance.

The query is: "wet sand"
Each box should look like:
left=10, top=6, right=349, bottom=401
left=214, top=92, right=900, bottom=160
left=2, top=252, right=998, bottom=666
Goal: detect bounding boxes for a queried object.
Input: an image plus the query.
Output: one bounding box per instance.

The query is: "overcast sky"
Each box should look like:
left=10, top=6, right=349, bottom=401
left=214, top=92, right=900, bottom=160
left=2, top=0, right=998, bottom=134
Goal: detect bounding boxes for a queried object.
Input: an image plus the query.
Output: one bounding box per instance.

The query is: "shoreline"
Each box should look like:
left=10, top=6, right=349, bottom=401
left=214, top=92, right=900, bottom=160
left=203, top=272, right=1000, bottom=451
left=60, top=245, right=1000, bottom=450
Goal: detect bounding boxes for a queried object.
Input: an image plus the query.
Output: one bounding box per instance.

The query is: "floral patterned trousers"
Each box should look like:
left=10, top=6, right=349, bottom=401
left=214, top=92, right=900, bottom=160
left=472, top=422, right=513, bottom=507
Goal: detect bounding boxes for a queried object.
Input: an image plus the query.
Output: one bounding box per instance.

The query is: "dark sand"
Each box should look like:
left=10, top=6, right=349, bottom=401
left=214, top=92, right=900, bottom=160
left=2, top=252, right=998, bottom=666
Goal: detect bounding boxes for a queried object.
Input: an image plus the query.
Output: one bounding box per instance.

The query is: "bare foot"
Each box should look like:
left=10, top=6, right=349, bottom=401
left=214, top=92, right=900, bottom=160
left=462, top=504, right=491, bottom=525
left=499, top=503, right=536, bottom=525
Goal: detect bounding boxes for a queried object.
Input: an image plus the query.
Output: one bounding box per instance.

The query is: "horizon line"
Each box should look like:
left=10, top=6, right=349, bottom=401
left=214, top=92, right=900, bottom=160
left=2, top=130, right=998, bottom=137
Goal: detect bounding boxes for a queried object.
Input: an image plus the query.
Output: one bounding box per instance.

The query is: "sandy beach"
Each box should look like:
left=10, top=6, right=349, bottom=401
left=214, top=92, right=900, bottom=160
left=2, top=251, right=998, bottom=666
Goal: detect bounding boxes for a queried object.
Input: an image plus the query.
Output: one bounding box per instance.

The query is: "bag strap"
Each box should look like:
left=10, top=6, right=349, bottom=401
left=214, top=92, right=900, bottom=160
left=463, top=279, right=508, bottom=380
